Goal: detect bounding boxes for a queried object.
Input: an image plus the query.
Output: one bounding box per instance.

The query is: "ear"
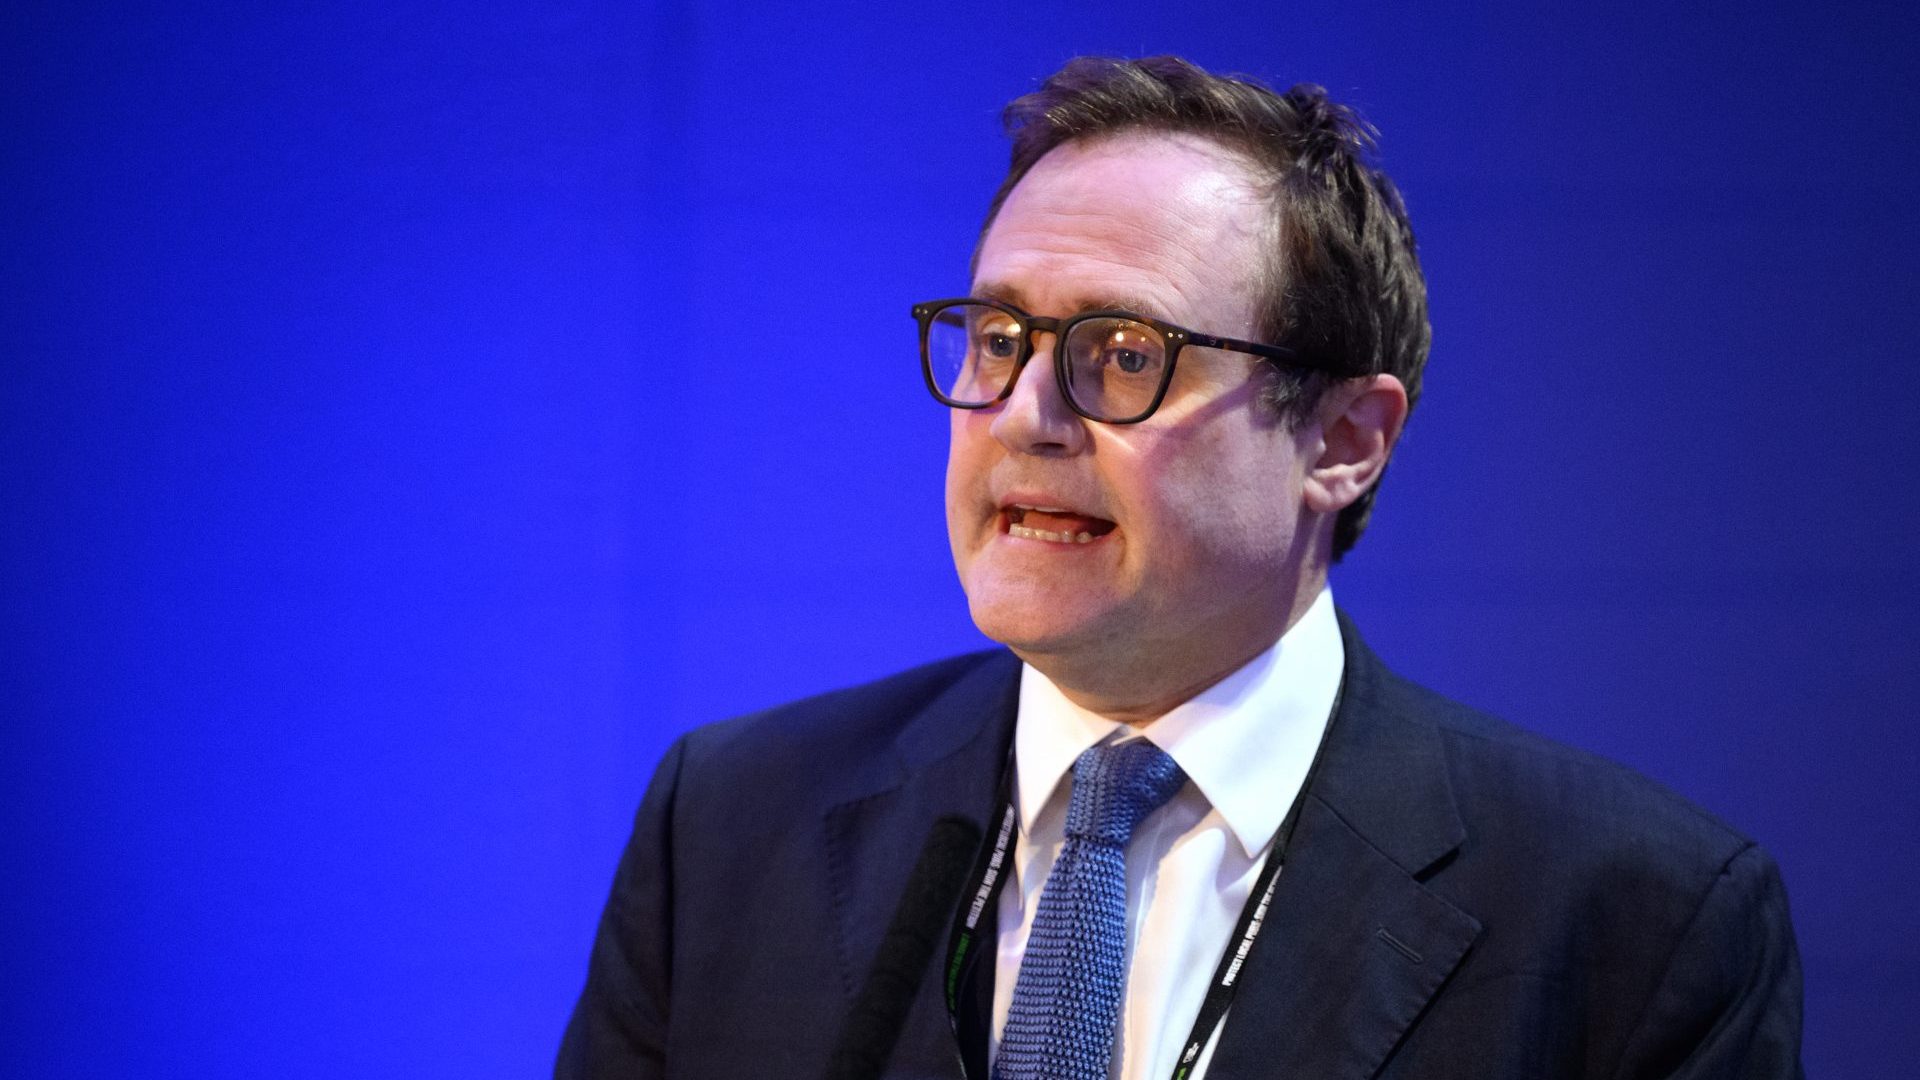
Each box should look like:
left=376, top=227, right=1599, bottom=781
left=1303, top=375, right=1409, bottom=514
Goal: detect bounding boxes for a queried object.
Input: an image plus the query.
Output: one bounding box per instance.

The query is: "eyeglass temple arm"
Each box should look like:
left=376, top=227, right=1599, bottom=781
left=1184, top=331, right=1310, bottom=368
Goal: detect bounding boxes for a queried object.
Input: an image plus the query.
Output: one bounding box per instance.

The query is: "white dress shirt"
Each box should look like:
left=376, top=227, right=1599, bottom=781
left=991, top=588, right=1344, bottom=1080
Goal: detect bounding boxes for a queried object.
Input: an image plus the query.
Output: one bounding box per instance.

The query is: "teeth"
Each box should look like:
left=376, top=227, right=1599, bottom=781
left=1009, top=523, right=1097, bottom=544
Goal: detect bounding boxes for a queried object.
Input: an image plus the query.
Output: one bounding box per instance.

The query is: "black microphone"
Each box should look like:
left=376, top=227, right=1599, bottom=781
left=823, top=814, right=984, bottom=1080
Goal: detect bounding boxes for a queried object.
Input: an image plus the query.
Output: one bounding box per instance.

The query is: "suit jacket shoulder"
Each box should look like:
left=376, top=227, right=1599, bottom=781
left=558, top=649, right=1021, bottom=1080
left=1371, top=653, right=1759, bottom=891
left=1219, top=617, right=1804, bottom=1079
left=678, top=650, right=1017, bottom=806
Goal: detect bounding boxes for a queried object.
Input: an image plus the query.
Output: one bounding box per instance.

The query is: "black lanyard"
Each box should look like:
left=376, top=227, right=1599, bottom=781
left=942, top=674, right=1343, bottom=1080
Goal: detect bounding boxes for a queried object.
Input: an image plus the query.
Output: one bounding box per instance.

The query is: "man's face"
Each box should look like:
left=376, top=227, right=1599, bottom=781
left=946, top=132, right=1324, bottom=696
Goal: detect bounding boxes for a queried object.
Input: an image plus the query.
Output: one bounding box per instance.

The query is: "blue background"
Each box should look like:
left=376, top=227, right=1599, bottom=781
left=4, top=2, right=1916, bottom=1076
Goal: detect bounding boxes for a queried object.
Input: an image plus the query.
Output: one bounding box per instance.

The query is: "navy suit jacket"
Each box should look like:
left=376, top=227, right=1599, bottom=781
left=558, top=616, right=1803, bottom=1078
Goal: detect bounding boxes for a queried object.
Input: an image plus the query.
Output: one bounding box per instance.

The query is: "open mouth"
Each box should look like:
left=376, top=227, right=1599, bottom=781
left=1003, top=505, right=1117, bottom=545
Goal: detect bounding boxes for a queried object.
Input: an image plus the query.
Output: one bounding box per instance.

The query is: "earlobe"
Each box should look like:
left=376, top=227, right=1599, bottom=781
left=1303, top=375, right=1409, bottom=514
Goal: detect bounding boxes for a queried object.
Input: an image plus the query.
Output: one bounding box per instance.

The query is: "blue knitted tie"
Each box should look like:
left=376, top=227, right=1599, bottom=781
left=995, top=739, right=1189, bottom=1080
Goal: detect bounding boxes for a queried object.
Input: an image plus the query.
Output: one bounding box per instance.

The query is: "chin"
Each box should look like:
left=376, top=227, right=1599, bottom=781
left=957, top=543, right=1136, bottom=653
left=966, top=591, right=1114, bottom=658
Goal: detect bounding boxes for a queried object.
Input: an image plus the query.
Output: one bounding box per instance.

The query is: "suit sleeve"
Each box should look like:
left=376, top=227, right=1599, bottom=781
left=1609, top=842, right=1805, bottom=1080
left=556, top=736, right=689, bottom=1080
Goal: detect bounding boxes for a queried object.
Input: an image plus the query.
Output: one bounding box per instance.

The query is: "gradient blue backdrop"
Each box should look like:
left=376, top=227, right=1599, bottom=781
left=5, top=2, right=1916, bottom=1076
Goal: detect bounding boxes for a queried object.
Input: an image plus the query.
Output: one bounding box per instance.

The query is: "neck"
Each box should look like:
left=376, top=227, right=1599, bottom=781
left=1021, top=571, right=1328, bottom=727
left=1056, top=639, right=1278, bottom=727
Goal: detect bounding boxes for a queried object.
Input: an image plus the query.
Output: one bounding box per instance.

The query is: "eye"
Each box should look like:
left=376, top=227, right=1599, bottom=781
left=968, top=311, right=1023, bottom=360
left=1088, top=323, right=1164, bottom=376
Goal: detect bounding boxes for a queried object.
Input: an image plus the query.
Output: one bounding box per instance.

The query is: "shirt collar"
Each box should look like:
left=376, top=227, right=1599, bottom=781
left=1012, top=587, right=1345, bottom=858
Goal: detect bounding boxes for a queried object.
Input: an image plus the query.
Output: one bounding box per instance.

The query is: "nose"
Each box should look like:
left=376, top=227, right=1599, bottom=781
left=988, top=332, right=1090, bottom=456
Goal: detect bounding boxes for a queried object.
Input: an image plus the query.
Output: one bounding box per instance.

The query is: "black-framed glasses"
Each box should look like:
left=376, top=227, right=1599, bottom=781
left=912, top=297, right=1303, bottom=424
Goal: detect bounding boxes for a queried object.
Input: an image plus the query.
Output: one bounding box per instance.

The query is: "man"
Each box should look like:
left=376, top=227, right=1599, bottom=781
left=559, top=56, right=1803, bottom=1079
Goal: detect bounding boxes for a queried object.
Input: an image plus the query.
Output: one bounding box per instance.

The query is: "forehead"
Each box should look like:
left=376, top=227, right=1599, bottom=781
left=974, top=131, right=1271, bottom=332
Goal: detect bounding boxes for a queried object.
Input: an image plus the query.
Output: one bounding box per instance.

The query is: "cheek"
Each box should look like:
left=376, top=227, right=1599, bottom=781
left=944, top=414, right=974, bottom=488
left=1126, top=430, right=1302, bottom=568
left=945, top=417, right=994, bottom=537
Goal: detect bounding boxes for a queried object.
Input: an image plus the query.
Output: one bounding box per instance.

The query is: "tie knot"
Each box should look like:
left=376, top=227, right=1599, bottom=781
left=1063, top=740, right=1187, bottom=846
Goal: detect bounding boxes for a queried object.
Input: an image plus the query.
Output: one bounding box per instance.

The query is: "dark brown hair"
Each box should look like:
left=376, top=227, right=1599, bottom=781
left=977, top=56, right=1430, bottom=560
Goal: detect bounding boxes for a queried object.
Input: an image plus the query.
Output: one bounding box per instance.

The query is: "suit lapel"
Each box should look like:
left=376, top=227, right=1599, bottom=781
left=1205, top=616, right=1484, bottom=1080
left=821, top=652, right=1020, bottom=1077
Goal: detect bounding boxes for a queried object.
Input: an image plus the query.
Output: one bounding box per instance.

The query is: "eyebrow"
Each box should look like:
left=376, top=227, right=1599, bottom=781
left=973, top=281, right=1169, bottom=322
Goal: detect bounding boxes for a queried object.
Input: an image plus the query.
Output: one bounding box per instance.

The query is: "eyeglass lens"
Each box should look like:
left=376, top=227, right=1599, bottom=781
left=926, top=303, right=1169, bottom=422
